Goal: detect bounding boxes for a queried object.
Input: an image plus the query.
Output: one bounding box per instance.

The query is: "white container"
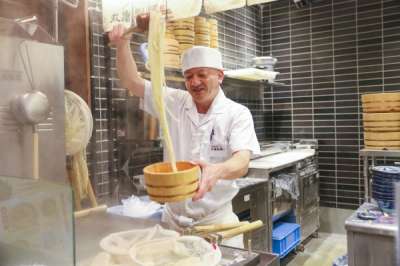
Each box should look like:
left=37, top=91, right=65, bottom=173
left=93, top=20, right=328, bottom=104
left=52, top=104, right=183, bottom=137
left=204, top=0, right=246, bottom=14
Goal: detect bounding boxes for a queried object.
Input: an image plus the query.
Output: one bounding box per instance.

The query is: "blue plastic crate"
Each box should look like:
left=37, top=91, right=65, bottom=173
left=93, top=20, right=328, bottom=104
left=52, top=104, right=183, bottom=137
left=272, top=222, right=301, bottom=258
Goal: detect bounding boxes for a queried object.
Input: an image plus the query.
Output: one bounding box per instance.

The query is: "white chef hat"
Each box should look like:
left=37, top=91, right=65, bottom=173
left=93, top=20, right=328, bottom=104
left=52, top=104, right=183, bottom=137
left=181, top=46, right=223, bottom=73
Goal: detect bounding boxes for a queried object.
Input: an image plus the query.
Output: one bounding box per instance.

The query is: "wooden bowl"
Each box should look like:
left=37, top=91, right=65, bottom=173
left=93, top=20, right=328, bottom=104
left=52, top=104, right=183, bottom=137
left=146, top=181, right=198, bottom=197
left=143, top=161, right=200, bottom=203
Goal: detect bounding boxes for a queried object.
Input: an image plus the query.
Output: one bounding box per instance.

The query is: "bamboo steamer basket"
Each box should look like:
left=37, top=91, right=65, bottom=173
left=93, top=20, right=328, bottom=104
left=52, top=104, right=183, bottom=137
left=362, top=92, right=400, bottom=113
left=143, top=161, right=200, bottom=203
left=362, top=92, right=400, bottom=103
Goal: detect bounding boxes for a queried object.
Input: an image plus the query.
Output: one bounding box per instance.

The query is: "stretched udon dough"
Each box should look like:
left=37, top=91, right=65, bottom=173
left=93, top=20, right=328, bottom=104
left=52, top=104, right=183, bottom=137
left=148, top=10, right=177, bottom=172
left=100, top=225, right=179, bottom=255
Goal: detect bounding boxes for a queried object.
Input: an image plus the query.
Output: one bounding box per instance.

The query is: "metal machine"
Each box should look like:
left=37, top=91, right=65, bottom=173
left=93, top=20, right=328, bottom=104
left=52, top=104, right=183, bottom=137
left=232, top=141, right=319, bottom=254
left=0, top=18, right=66, bottom=181
left=0, top=18, right=74, bottom=266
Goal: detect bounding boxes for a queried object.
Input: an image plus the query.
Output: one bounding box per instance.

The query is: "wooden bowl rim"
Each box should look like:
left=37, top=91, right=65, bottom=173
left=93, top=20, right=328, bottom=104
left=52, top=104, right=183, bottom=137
left=143, top=161, right=199, bottom=175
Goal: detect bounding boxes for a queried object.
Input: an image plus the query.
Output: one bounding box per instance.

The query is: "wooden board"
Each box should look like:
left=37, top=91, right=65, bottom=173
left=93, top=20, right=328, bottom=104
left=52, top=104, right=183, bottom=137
left=362, top=101, right=400, bottom=113
left=146, top=181, right=198, bottom=197
left=362, top=92, right=400, bottom=103
left=364, top=126, right=400, bottom=132
left=149, top=191, right=196, bottom=203
left=364, top=146, right=400, bottom=150
left=364, top=131, right=400, bottom=140
left=364, top=140, right=400, bottom=147
left=364, top=121, right=400, bottom=127
left=363, top=112, right=400, bottom=122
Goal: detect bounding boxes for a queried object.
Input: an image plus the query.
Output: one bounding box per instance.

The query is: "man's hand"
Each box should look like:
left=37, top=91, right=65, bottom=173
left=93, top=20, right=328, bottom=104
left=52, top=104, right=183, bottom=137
left=192, top=161, right=223, bottom=201
left=108, top=24, right=131, bottom=48
left=191, top=150, right=251, bottom=201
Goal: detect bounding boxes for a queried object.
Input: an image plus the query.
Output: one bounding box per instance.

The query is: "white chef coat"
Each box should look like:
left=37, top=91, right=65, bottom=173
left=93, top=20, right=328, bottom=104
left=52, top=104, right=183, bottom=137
left=141, top=80, right=260, bottom=245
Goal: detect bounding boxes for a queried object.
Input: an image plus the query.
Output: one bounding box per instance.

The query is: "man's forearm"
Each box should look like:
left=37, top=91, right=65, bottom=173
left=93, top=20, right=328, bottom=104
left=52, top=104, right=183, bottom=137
left=217, top=150, right=251, bottom=180
left=116, top=42, right=145, bottom=98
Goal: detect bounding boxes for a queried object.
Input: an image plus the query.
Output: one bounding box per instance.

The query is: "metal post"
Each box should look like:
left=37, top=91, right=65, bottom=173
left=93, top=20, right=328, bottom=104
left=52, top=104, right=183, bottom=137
left=54, top=0, right=59, bottom=42
left=396, top=183, right=400, bottom=266
left=363, top=155, right=369, bottom=202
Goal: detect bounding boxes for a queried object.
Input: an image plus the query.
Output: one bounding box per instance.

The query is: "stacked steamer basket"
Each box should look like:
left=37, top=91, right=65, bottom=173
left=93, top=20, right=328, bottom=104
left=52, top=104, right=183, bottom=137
left=143, top=161, right=200, bottom=203
left=173, top=17, right=195, bottom=55
left=371, top=166, right=400, bottom=213
left=164, top=22, right=181, bottom=69
left=362, top=92, right=400, bottom=150
left=208, top=18, right=219, bottom=48
left=194, top=16, right=210, bottom=47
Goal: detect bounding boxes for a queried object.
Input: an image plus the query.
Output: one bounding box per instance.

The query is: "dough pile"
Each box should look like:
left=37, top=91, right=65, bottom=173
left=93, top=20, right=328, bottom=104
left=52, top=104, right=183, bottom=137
left=89, top=227, right=221, bottom=266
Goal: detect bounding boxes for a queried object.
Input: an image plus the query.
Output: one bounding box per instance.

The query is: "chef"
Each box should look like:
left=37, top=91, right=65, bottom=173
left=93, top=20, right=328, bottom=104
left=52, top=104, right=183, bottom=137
left=109, top=24, right=260, bottom=248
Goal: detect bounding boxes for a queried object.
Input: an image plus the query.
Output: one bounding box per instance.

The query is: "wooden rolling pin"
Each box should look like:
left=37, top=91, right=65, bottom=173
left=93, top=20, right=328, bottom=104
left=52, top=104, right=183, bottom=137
left=192, top=221, right=249, bottom=234
left=74, top=204, right=107, bottom=218
left=217, top=220, right=264, bottom=240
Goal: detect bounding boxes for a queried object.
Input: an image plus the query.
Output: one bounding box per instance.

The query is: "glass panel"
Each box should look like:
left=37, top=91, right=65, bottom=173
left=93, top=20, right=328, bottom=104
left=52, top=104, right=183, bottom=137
left=0, top=176, right=74, bottom=266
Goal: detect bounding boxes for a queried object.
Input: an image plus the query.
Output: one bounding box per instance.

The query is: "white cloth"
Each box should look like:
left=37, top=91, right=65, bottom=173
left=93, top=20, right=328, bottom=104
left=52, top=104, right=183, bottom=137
left=141, top=80, right=260, bottom=245
left=181, top=46, right=223, bottom=72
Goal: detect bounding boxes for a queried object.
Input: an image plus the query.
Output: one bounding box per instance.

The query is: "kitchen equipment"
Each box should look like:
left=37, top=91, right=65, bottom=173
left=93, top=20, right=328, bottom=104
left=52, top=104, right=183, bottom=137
left=129, top=235, right=222, bottom=266
left=224, top=68, right=279, bottom=83
left=371, top=165, right=400, bottom=213
left=204, top=0, right=246, bottom=14
left=346, top=202, right=396, bottom=266
left=184, top=221, right=249, bottom=236
left=251, top=56, right=277, bottom=71
left=64, top=90, right=93, bottom=156
left=203, top=220, right=264, bottom=244
left=0, top=30, right=66, bottom=181
left=64, top=89, right=98, bottom=211
left=143, top=161, right=200, bottom=203
left=233, top=177, right=270, bottom=251
left=362, top=92, right=400, bottom=150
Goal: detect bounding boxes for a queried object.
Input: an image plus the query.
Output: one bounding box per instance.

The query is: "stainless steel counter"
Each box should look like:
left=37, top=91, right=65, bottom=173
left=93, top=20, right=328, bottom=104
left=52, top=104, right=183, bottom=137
left=75, top=212, right=160, bottom=265
left=345, top=202, right=397, bottom=266
left=249, top=149, right=315, bottom=173
left=75, top=212, right=279, bottom=266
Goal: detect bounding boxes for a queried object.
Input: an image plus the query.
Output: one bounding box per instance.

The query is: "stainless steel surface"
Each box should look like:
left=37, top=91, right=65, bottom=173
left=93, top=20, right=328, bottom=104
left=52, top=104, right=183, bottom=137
left=0, top=35, right=66, bottom=181
left=272, top=191, right=293, bottom=220
left=219, top=245, right=280, bottom=266
left=346, top=202, right=396, bottom=266
left=345, top=206, right=396, bottom=237
left=232, top=178, right=271, bottom=252
left=0, top=176, right=74, bottom=266
left=396, top=183, right=400, bottom=266
left=242, top=142, right=319, bottom=253
left=10, top=91, right=50, bottom=124
left=75, top=212, right=159, bottom=264
left=251, top=56, right=277, bottom=71
left=298, top=206, right=319, bottom=242
left=76, top=212, right=278, bottom=266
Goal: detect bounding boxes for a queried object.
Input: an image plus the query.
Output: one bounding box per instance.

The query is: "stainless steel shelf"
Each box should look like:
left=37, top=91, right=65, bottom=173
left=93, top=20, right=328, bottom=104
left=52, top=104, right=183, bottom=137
left=360, top=148, right=400, bottom=158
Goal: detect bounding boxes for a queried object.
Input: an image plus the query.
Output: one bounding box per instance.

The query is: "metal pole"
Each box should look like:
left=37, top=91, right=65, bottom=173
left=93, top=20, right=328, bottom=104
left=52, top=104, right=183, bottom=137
left=396, top=183, right=400, bottom=266
left=54, top=0, right=59, bottom=42
left=363, top=155, right=369, bottom=202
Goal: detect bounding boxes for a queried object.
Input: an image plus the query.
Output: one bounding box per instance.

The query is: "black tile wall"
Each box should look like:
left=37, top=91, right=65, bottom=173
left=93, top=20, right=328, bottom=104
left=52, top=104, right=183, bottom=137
left=87, top=1, right=264, bottom=197
left=88, top=0, right=400, bottom=209
left=262, top=0, right=400, bottom=209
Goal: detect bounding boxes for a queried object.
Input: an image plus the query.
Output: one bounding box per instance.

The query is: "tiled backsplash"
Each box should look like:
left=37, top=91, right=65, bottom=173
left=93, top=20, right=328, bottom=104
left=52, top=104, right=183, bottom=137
left=88, top=0, right=400, bottom=209
left=262, top=0, right=400, bottom=209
